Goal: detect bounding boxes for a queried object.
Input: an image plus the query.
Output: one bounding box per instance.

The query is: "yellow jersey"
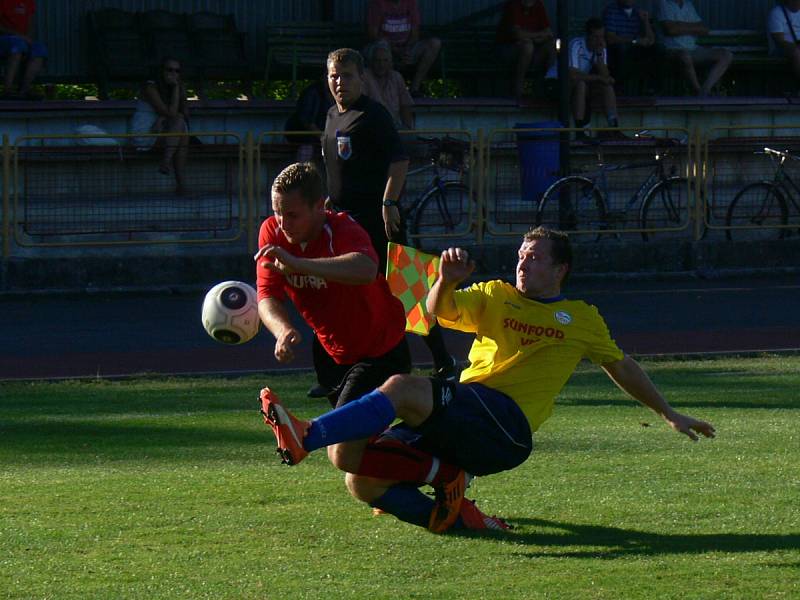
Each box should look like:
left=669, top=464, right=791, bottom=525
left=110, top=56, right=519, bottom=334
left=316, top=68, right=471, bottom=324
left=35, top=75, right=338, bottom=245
left=437, top=280, right=624, bottom=431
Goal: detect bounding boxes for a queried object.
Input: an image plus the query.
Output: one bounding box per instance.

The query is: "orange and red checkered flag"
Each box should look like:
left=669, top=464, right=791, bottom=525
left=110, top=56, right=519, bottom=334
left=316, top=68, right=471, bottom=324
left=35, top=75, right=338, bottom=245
left=385, top=242, right=440, bottom=335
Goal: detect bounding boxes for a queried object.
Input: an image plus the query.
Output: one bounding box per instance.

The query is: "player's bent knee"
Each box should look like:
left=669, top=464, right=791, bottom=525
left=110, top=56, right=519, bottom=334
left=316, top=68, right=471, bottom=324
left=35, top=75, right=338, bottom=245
left=327, top=443, right=362, bottom=473
left=378, top=373, right=413, bottom=396
left=345, top=473, right=387, bottom=504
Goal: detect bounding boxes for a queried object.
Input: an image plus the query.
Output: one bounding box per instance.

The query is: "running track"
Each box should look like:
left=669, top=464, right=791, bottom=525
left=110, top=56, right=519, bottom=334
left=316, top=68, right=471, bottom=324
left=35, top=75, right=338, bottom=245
left=1, top=275, right=798, bottom=380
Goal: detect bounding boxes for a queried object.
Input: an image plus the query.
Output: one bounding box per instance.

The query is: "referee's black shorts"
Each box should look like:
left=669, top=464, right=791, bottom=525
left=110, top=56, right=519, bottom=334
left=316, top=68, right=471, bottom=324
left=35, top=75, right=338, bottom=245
left=323, top=338, right=412, bottom=409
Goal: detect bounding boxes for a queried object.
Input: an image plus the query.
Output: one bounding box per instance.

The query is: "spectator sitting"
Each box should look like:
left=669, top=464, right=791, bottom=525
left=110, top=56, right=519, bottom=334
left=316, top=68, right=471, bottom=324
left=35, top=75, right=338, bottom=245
left=363, top=40, right=415, bottom=129
left=602, top=0, right=656, bottom=93
left=655, top=0, right=732, bottom=96
left=495, top=0, right=556, bottom=99
left=366, top=0, right=441, bottom=97
left=284, top=75, right=335, bottom=163
left=130, top=57, right=190, bottom=196
left=767, top=0, right=800, bottom=85
left=0, top=0, right=46, bottom=100
left=568, top=18, right=623, bottom=140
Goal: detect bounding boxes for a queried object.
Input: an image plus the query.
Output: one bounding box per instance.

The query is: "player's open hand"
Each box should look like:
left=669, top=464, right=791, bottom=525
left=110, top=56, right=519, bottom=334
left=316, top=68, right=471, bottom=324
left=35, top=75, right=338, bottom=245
left=254, top=244, right=297, bottom=276
left=665, top=412, right=716, bottom=442
left=439, top=247, right=475, bottom=283
left=274, top=328, right=301, bottom=363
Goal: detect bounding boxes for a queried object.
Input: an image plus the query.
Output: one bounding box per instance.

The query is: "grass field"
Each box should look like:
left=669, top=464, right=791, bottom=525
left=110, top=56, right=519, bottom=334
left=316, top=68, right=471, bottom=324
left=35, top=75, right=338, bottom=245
left=1, top=356, right=799, bottom=599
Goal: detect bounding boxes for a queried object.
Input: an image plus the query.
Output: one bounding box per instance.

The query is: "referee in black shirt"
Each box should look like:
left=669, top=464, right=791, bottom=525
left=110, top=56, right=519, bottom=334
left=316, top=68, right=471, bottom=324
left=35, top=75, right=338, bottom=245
left=313, top=48, right=456, bottom=398
left=323, top=47, right=407, bottom=269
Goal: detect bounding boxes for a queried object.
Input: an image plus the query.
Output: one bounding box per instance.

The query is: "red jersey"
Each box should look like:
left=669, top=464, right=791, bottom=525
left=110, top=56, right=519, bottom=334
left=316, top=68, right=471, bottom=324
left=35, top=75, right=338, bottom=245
left=496, top=0, right=550, bottom=44
left=256, top=210, right=406, bottom=365
left=0, top=0, right=35, bottom=35
left=367, top=0, right=420, bottom=48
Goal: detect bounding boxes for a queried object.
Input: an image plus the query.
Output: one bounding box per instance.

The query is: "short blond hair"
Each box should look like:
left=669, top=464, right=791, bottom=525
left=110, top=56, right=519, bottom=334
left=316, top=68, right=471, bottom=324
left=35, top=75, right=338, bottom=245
left=271, top=162, right=323, bottom=206
left=327, top=47, right=364, bottom=74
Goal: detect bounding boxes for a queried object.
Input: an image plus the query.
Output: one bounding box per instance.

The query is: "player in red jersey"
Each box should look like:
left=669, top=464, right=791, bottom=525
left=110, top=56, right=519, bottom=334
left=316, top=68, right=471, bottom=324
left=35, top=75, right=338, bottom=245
left=255, top=162, right=465, bottom=505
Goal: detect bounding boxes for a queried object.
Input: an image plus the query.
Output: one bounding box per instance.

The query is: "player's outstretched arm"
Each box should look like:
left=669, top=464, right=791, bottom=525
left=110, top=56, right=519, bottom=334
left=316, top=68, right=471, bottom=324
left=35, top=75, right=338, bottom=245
left=602, top=355, right=716, bottom=442
left=427, top=247, right=475, bottom=321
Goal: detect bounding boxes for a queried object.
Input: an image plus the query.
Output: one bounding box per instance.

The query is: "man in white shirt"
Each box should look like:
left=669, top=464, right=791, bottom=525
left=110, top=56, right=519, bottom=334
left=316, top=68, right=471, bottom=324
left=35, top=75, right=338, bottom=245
left=656, top=0, right=732, bottom=96
left=767, top=0, right=800, bottom=81
left=567, top=18, right=621, bottom=140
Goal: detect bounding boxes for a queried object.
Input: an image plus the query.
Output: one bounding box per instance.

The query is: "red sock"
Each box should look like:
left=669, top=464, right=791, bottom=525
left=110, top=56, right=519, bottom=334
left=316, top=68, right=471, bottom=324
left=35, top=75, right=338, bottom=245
left=356, top=437, right=462, bottom=485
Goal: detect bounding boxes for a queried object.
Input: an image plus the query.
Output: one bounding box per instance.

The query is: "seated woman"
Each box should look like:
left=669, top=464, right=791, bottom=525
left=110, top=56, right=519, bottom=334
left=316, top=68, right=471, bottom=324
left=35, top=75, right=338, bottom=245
left=131, top=57, right=190, bottom=195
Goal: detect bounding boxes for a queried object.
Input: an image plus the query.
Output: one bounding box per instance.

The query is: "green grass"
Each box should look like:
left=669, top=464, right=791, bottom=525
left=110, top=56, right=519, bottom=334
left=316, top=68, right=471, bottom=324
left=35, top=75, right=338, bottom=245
left=1, top=356, right=799, bottom=599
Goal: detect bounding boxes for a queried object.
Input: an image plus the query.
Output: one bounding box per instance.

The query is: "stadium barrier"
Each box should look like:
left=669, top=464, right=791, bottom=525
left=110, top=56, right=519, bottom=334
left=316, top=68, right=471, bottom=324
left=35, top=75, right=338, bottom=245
left=257, top=129, right=477, bottom=255
left=703, top=125, right=800, bottom=241
left=7, top=131, right=246, bottom=250
left=2, top=126, right=799, bottom=259
left=484, top=126, right=695, bottom=241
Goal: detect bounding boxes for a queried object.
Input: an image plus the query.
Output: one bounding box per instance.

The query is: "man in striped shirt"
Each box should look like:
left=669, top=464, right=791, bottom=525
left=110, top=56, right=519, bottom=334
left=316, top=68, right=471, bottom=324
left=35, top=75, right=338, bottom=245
left=602, top=0, right=656, bottom=92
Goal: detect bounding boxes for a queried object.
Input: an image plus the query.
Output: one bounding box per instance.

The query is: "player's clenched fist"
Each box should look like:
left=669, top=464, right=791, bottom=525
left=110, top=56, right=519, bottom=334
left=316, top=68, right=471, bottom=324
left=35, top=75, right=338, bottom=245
left=274, top=327, right=301, bottom=363
left=439, top=247, right=475, bottom=284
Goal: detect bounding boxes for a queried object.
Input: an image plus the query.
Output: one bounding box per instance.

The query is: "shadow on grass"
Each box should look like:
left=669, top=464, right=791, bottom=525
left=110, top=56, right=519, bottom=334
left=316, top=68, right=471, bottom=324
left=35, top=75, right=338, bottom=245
left=0, top=419, right=272, bottom=464
left=559, top=397, right=800, bottom=410
left=500, top=518, right=800, bottom=559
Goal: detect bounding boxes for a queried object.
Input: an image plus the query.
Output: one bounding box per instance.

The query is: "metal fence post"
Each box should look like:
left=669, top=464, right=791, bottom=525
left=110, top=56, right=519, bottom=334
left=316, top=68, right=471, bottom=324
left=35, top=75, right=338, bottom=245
left=2, top=134, right=10, bottom=259
left=476, top=128, right=485, bottom=244
left=246, top=131, right=256, bottom=253
left=693, top=126, right=703, bottom=241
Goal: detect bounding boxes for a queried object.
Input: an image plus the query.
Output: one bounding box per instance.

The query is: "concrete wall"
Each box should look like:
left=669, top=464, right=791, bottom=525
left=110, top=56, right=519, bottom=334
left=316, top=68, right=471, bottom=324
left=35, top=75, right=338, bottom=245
left=3, top=97, right=800, bottom=143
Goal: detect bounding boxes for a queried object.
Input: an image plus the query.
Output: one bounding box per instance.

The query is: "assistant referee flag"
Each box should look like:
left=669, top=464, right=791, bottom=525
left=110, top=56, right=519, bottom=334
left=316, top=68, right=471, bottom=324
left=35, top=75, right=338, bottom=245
left=385, top=243, right=440, bottom=335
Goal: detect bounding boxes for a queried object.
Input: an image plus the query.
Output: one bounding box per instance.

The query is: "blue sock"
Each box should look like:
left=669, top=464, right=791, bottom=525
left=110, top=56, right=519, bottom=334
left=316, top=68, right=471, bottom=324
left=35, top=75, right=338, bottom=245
left=370, top=484, right=434, bottom=528
left=303, top=390, right=396, bottom=452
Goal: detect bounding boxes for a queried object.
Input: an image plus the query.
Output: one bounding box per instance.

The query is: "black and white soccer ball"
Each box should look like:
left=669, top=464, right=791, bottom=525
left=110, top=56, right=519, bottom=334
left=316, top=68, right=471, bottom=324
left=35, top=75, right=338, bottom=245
left=201, top=280, right=259, bottom=345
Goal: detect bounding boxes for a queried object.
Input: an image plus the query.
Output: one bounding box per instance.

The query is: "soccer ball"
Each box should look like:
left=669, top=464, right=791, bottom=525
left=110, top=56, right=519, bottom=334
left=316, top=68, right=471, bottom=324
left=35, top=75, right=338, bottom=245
left=201, top=280, right=260, bottom=345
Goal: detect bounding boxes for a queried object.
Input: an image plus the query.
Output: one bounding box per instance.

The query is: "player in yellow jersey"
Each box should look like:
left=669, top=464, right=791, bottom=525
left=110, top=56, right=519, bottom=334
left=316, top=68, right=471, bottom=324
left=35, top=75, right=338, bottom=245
left=259, top=226, right=715, bottom=533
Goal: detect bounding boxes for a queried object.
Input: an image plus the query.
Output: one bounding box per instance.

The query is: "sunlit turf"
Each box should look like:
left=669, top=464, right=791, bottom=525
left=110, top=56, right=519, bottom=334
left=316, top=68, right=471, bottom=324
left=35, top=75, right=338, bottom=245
left=1, top=355, right=798, bottom=599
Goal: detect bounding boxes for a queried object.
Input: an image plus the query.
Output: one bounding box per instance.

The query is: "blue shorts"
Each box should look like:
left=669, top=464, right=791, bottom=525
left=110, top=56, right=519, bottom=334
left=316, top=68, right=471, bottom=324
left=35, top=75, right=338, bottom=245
left=0, top=35, right=48, bottom=59
left=379, top=381, right=533, bottom=476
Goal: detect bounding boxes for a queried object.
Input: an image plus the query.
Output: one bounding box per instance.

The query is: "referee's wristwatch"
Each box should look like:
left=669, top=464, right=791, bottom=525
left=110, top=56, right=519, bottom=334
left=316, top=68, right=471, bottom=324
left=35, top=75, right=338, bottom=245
left=382, top=199, right=400, bottom=207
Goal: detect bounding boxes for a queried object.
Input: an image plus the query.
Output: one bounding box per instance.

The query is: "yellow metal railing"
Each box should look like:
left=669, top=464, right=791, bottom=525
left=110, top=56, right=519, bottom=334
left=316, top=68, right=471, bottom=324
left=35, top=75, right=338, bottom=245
left=484, top=126, right=695, bottom=239
left=703, top=125, right=800, bottom=241
left=2, top=126, right=800, bottom=260
left=9, top=131, right=246, bottom=249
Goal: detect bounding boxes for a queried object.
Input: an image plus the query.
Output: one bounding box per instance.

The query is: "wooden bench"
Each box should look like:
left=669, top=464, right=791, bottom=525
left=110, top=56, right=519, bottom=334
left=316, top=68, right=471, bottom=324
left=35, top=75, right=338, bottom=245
left=697, top=30, right=786, bottom=96
left=87, top=9, right=252, bottom=100
left=434, top=25, right=552, bottom=97
left=264, top=22, right=363, bottom=98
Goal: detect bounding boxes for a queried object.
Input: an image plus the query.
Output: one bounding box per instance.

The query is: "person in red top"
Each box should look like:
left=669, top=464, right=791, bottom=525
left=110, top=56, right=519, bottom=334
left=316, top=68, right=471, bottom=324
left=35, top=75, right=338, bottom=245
left=255, top=161, right=409, bottom=390
left=255, top=161, right=470, bottom=523
left=496, top=0, right=556, bottom=98
left=0, top=0, right=47, bottom=100
left=366, top=0, right=441, bottom=97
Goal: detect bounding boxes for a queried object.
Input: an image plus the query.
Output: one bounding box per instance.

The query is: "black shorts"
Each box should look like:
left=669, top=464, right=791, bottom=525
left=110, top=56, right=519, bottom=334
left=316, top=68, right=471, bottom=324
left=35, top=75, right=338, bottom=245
left=325, top=338, right=412, bottom=408
left=379, top=381, right=533, bottom=476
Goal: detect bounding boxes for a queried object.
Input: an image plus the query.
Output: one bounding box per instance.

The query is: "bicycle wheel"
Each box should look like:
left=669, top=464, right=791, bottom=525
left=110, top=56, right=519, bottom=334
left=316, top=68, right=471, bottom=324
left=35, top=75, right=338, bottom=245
left=725, top=182, right=788, bottom=241
left=408, top=181, right=470, bottom=253
left=639, top=177, right=689, bottom=241
left=536, top=176, right=607, bottom=239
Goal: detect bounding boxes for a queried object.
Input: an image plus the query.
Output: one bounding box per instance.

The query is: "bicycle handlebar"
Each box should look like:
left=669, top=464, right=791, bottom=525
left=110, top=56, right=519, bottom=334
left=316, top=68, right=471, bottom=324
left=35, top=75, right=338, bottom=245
left=761, top=147, right=800, bottom=161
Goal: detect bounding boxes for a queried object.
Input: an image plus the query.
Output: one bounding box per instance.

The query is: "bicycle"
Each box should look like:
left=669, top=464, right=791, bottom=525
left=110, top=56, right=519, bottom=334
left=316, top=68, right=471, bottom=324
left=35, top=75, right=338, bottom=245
left=537, top=134, right=689, bottom=241
left=725, top=147, right=800, bottom=241
left=402, top=136, right=471, bottom=253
